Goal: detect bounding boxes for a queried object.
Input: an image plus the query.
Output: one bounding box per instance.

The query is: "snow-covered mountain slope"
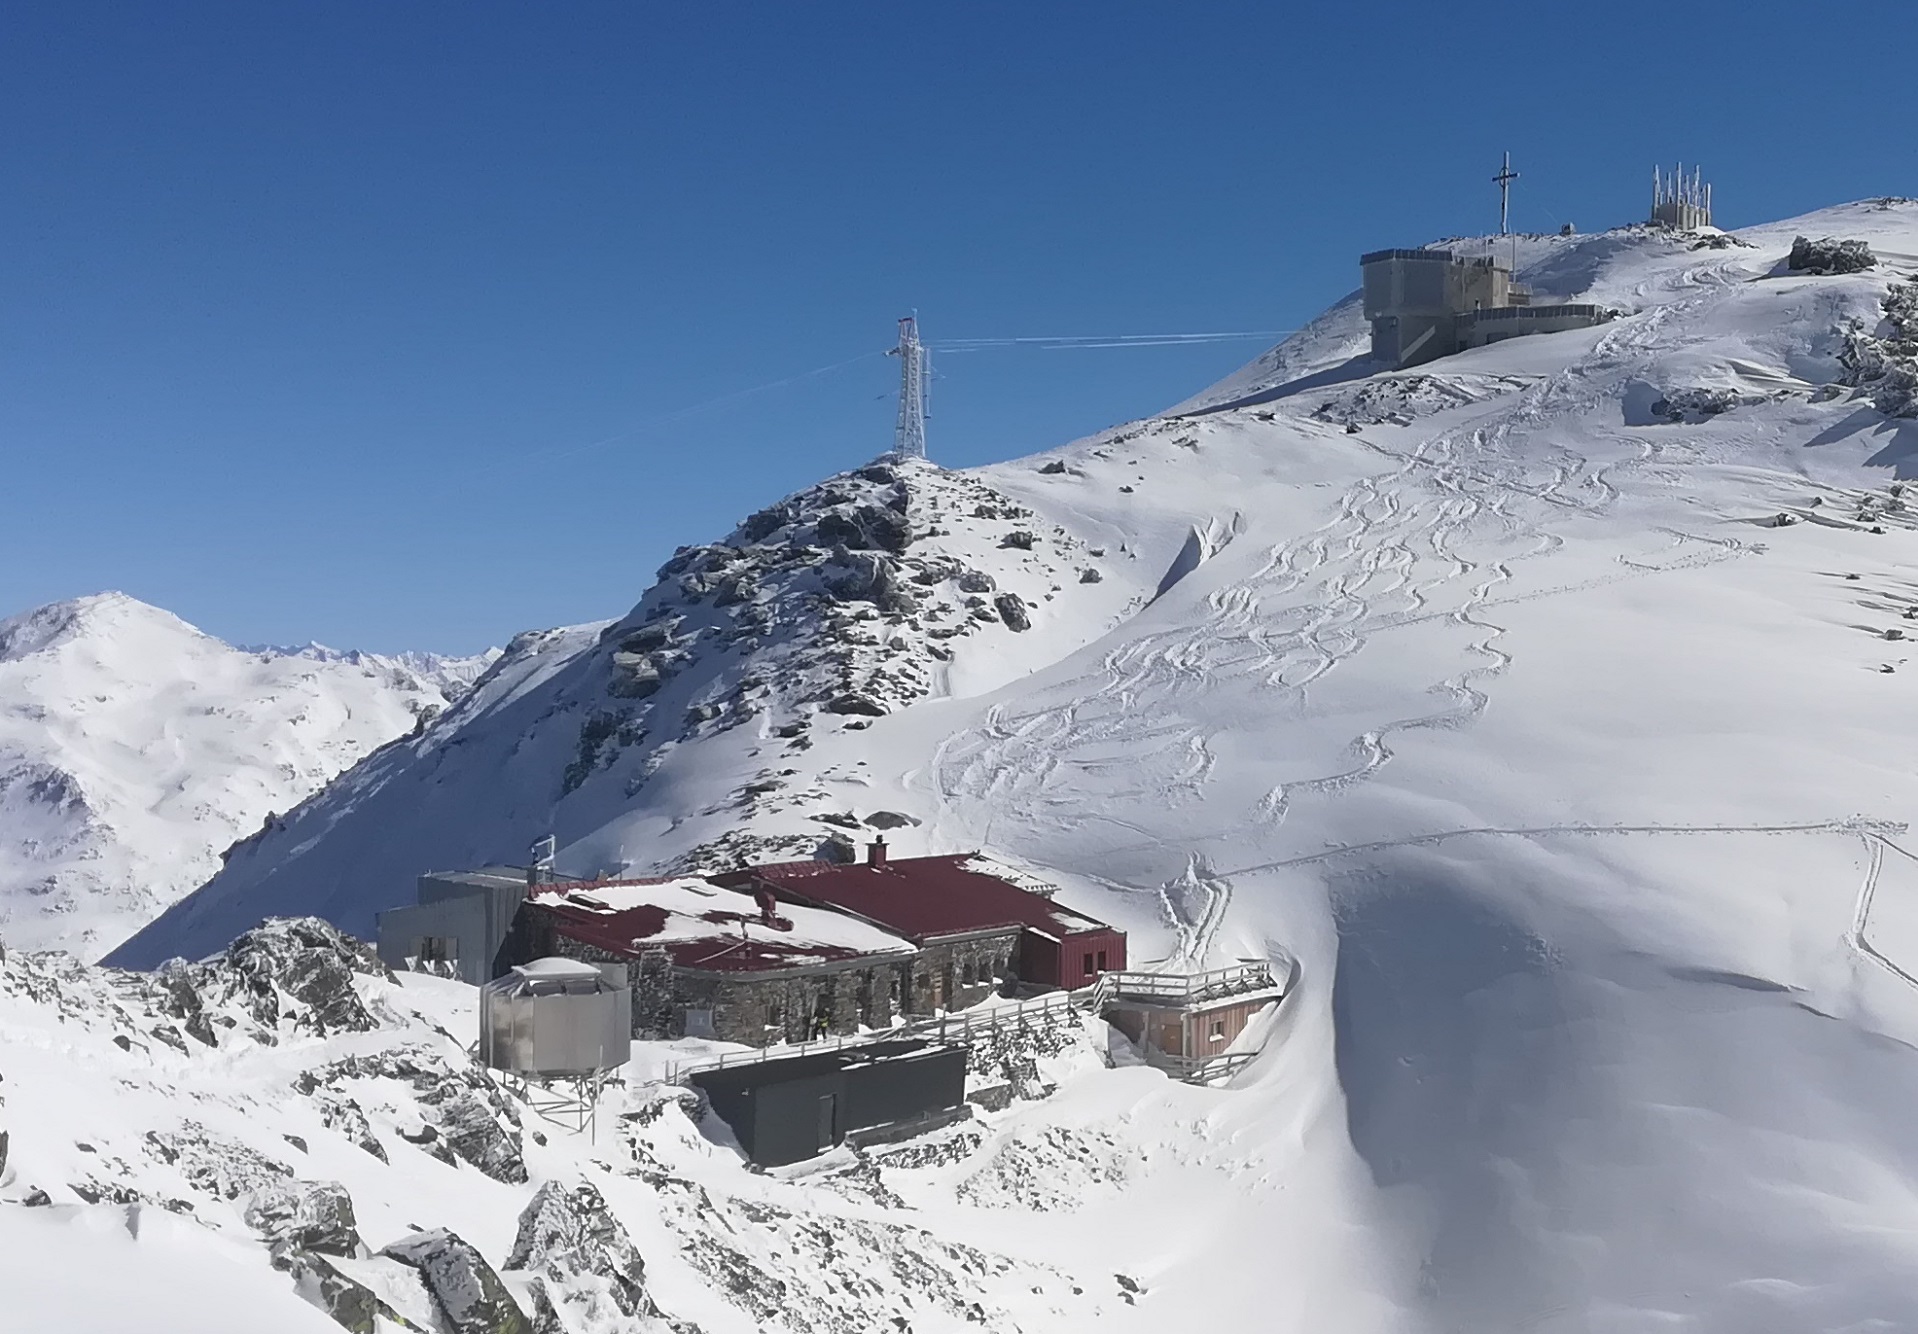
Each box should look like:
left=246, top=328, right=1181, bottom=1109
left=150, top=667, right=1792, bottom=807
left=0, top=919, right=1124, bottom=1333
left=0, top=593, right=497, bottom=959
left=108, top=459, right=1160, bottom=960
left=94, top=197, right=1918, bottom=1330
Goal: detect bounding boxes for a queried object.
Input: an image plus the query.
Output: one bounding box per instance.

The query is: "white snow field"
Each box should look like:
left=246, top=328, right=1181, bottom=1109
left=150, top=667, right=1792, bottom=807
left=0, top=592, right=496, bottom=958
left=14, top=196, right=1916, bottom=1330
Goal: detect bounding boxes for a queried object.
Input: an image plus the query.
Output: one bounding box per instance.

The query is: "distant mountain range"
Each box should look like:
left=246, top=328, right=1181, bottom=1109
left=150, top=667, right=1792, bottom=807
left=0, top=591, right=497, bottom=958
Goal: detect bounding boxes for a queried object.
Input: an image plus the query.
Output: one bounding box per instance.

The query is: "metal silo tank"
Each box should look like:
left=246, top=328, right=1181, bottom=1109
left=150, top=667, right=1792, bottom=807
left=479, top=957, right=631, bottom=1079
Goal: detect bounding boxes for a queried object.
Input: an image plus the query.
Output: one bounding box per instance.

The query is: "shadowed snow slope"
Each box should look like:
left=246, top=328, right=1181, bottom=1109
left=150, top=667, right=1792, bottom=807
left=0, top=592, right=496, bottom=959
left=89, top=198, right=1918, bottom=1330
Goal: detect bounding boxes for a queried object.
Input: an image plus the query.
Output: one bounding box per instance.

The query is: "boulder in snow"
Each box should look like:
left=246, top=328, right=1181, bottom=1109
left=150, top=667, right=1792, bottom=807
left=381, top=1229, right=530, bottom=1334
left=506, top=1181, right=672, bottom=1325
left=994, top=594, right=1033, bottom=632
left=285, top=1251, right=428, bottom=1334
left=216, top=917, right=393, bottom=1035
left=245, top=1179, right=363, bottom=1262
left=1788, top=235, right=1877, bottom=275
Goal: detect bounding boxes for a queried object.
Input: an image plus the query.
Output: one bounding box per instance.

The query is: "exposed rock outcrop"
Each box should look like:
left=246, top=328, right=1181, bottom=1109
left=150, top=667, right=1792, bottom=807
left=296, top=1046, right=526, bottom=1183
left=144, top=916, right=393, bottom=1042
left=994, top=593, right=1032, bottom=632
left=246, top=1179, right=364, bottom=1262
left=506, top=1181, right=689, bottom=1330
left=382, top=1229, right=530, bottom=1334
left=145, top=1121, right=291, bottom=1199
left=1841, top=280, right=1918, bottom=418
left=285, top=1251, right=427, bottom=1334
left=1789, top=235, right=1877, bottom=275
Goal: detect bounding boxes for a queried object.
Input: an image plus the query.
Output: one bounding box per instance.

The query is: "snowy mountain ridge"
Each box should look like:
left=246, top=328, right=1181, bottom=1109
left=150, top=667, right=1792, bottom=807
left=19, top=196, right=1918, bottom=1331
left=234, top=640, right=503, bottom=698
left=0, top=591, right=498, bottom=959
left=107, top=457, right=1170, bottom=959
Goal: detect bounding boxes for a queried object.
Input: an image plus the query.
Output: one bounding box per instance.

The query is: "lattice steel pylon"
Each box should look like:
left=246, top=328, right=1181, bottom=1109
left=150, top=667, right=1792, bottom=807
left=889, top=313, right=929, bottom=460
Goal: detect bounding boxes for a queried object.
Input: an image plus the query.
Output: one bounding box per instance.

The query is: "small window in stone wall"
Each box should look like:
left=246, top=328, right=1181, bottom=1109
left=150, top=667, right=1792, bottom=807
left=962, top=958, right=977, bottom=986
left=767, top=1001, right=784, bottom=1031
left=684, top=1008, right=715, bottom=1038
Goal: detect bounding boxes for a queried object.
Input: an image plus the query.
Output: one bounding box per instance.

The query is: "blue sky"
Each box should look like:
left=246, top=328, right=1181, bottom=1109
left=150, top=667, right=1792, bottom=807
left=4, top=1, right=1912, bottom=654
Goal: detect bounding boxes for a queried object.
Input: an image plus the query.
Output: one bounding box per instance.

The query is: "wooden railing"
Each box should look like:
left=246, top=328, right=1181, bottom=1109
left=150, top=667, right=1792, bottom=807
left=1098, top=962, right=1278, bottom=1006
left=917, top=989, right=1082, bottom=1041
left=660, top=1030, right=885, bottom=1084
left=661, top=989, right=1091, bottom=1084
left=660, top=959, right=1287, bottom=1086
left=1138, top=1048, right=1260, bottom=1085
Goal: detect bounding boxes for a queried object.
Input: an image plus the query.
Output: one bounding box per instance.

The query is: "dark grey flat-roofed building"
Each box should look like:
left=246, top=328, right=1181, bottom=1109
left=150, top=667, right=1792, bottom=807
left=691, top=1039, right=968, bottom=1167
left=376, top=866, right=529, bottom=985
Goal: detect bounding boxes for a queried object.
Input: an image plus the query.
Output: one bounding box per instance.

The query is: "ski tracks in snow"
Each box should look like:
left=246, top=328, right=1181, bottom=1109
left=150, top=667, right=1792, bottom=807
left=932, top=361, right=1755, bottom=965
left=1850, top=832, right=1918, bottom=994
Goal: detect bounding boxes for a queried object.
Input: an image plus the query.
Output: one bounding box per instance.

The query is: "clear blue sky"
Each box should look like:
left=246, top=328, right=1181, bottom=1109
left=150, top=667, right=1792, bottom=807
left=4, top=1, right=1911, bottom=654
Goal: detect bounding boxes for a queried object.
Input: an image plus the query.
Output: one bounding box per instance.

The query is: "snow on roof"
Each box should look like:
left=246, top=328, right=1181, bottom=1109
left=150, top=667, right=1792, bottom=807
left=713, top=853, right=1115, bottom=944
left=959, top=853, right=1064, bottom=899
left=512, top=957, right=604, bottom=981
left=527, top=875, right=915, bottom=974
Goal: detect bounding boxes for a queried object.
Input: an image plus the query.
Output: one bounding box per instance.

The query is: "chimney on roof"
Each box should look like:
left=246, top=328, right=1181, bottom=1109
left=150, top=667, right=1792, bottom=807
left=867, top=836, right=888, bottom=868
left=754, top=885, right=778, bottom=926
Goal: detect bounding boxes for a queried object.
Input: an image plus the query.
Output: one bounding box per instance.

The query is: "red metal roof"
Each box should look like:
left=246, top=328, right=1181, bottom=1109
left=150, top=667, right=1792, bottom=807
left=712, top=853, right=1116, bottom=945
left=525, top=876, right=915, bottom=975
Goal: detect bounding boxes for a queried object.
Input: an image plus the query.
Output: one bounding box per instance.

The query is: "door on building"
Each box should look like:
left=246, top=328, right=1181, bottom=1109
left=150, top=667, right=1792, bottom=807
left=414, top=936, right=459, bottom=977
left=816, top=1094, right=838, bottom=1151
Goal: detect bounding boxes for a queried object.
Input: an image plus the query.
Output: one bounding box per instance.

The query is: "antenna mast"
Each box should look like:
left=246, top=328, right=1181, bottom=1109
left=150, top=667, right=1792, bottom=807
left=889, top=313, right=929, bottom=461
left=1493, top=151, right=1520, bottom=237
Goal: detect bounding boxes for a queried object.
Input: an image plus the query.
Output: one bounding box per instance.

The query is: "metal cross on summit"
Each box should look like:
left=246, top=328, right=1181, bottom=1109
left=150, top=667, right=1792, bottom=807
left=1493, top=151, right=1520, bottom=236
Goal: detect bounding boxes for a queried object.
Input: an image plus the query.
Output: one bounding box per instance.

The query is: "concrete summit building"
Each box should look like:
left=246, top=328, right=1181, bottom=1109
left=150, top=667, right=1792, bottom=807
left=1360, top=247, right=1612, bottom=370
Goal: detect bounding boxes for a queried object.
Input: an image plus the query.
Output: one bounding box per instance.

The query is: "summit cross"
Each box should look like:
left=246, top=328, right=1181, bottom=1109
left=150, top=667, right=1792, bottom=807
left=1493, top=151, right=1520, bottom=236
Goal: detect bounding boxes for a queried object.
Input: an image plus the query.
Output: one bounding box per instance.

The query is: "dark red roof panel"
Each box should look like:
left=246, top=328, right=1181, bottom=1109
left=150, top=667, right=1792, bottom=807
left=713, top=853, right=1115, bottom=945
left=526, top=876, right=915, bottom=974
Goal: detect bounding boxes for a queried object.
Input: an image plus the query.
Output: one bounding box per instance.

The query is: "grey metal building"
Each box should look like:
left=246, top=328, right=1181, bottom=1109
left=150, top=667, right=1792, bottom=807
left=376, top=866, right=529, bottom=985
left=479, top=957, right=632, bottom=1079
left=690, top=1039, right=969, bottom=1167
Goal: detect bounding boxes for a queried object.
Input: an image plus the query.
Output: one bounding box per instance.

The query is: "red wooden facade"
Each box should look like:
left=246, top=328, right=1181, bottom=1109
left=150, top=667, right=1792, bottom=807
left=716, top=848, right=1125, bottom=994
left=1020, top=926, right=1127, bottom=990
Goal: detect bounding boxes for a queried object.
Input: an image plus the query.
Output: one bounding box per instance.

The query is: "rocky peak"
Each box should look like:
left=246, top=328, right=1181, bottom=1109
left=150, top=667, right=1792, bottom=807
left=554, top=457, right=1105, bottom=813
left=154, top=916, right=395, bottom=1042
